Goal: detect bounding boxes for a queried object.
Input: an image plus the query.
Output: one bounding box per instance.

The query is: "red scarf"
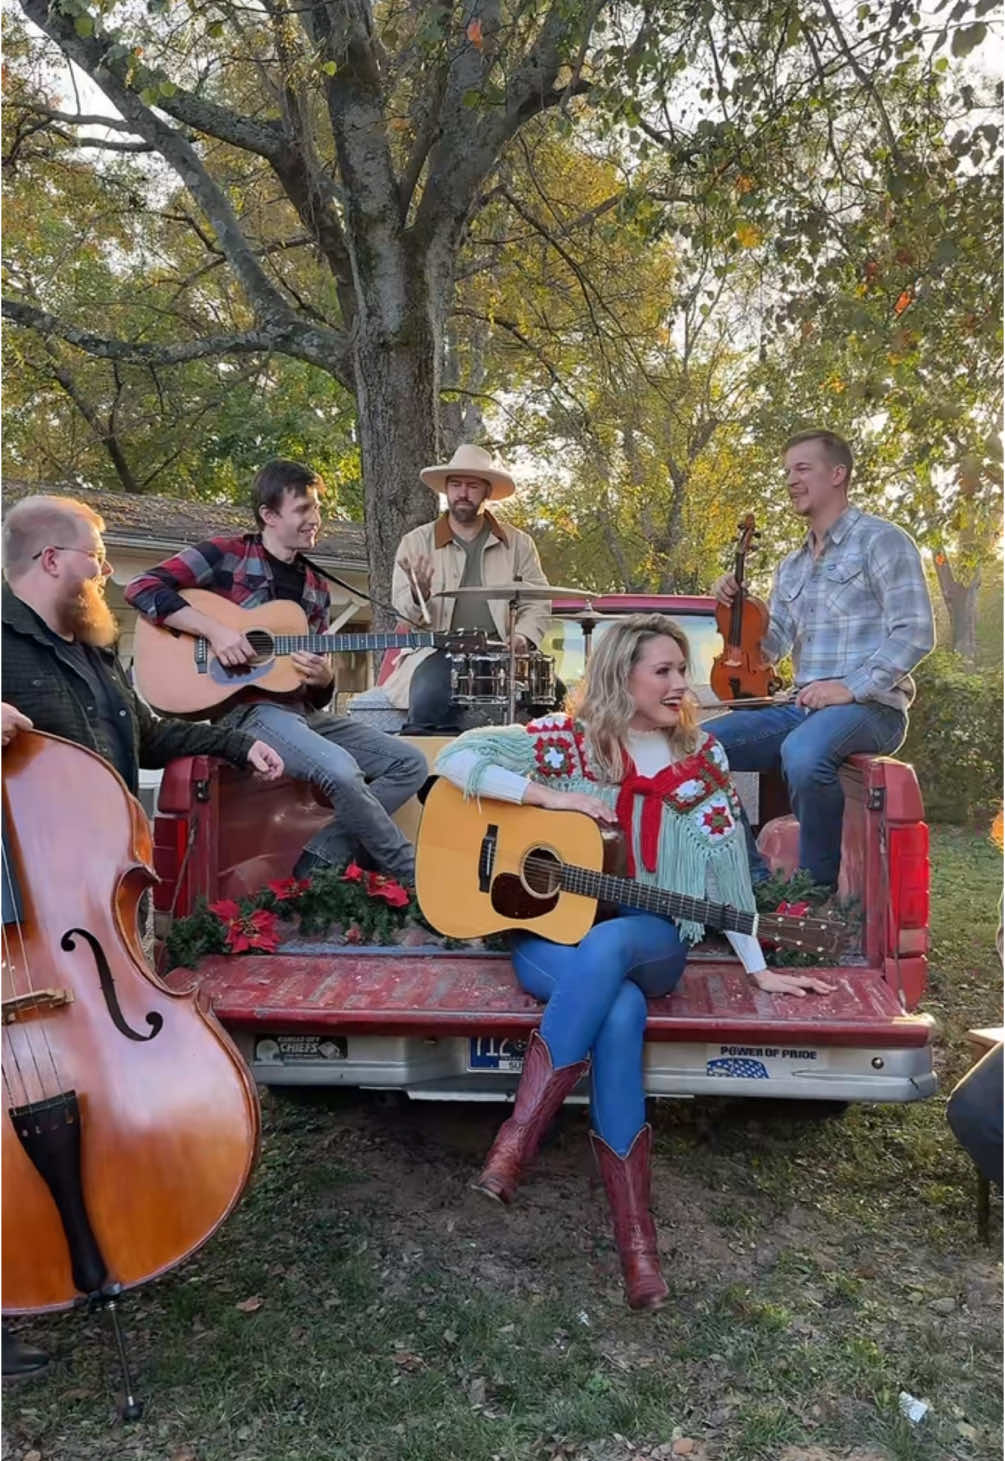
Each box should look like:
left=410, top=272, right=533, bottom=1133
left=614, top=758, right=687, bottom=878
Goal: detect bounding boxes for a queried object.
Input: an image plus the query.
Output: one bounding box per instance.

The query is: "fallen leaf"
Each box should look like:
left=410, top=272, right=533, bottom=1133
left=235, top=1295, right=264, bottom=1313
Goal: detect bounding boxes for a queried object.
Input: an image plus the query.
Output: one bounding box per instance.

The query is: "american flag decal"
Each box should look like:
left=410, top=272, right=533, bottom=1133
left=708, top=1056, right=770, bottom=1079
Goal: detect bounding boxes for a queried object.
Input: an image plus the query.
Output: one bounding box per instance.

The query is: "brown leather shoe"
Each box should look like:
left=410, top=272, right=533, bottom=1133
left=590, top=1124, right=669, bottom=1311
left=472, top=1030, right=589, bottom=1205
left=2, top=1324, right=49, bottom=1381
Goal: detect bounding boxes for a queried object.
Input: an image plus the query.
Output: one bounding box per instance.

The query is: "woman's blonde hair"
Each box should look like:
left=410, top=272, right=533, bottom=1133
left=571, top=613, right=700, bottom=783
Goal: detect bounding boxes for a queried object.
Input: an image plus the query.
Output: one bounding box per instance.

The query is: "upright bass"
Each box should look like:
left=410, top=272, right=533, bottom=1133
left=2, top=730, right=260, bottom=1414
left=710, top=513, right=783, bottom=704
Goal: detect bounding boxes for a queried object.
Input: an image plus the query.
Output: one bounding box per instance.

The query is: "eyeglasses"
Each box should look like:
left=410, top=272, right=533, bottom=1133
left=31, top=545, right=107, bottom=567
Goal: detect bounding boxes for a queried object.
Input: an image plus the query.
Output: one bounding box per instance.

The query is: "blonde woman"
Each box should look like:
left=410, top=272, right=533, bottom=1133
left=436, top=615, right=833, bottom=1310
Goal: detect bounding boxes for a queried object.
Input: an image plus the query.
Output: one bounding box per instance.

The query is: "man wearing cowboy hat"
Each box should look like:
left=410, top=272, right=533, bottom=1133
left=384, top=444, right=552, bottom=732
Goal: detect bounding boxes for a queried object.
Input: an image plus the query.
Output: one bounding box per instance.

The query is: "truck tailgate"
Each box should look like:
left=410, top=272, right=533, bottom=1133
left=167, top=949, right=933, bottom=1048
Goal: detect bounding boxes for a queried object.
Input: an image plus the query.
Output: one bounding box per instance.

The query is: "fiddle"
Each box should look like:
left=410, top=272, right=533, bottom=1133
left=710, top=514, right=783, bottom=703
left=2, top=730, right=260, bottom=1415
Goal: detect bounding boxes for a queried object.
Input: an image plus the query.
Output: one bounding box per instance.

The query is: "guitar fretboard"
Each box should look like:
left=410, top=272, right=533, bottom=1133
left=557, top=863, right=757, bottom=935
left=246, top=633, right=437, bottom=654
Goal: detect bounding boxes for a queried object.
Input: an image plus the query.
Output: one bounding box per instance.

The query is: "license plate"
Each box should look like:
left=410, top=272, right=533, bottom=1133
left=468, top=1036, right=527, bottom=1072
left=705, top=1043, right=826, bottom=1080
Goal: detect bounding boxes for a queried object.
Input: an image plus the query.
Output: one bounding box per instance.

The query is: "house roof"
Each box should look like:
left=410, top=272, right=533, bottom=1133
left=0, top=480, right=368, bottom=570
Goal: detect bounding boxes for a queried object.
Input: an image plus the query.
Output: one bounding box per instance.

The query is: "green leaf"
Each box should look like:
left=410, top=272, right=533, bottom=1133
left=321, top=59, right=337, bottom=76
left=73, top=12, right=94, bottom=36
left=951, top=23, right=986, bottom=57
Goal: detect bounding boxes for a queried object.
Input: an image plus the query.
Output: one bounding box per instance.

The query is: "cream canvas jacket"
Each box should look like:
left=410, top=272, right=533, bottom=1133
left=380, top=510, right=551, bottom=709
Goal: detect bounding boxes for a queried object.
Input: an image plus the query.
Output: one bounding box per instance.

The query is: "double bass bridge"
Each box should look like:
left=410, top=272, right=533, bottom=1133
left=2, top=987, right=74, bottom=1025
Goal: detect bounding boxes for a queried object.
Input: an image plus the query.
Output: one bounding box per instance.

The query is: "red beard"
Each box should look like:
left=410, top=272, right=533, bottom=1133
left=67, top=579, right=118, bottom=647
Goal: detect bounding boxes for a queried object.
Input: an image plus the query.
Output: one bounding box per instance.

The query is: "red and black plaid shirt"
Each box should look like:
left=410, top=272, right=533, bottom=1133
left=124, top=533, right=331, bottom=632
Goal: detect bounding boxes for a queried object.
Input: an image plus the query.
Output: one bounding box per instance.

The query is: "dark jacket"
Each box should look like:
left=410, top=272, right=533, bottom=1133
left=1, top=584, right=255, bottom=794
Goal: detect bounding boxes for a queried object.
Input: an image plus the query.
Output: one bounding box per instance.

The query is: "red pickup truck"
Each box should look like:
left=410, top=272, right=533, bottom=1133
left=155, top=595, right=935, bottom=1106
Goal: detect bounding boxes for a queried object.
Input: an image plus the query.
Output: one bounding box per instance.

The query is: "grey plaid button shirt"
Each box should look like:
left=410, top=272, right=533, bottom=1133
left=763, top=506, right=934, bottom=709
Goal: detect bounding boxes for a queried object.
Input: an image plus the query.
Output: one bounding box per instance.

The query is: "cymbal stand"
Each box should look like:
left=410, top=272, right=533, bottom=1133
left=506, top=578, right=522, bottom=721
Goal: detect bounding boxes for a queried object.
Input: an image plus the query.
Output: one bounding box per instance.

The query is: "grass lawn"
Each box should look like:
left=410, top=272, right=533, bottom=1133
left=4, top=825, right=1001, bottom=1461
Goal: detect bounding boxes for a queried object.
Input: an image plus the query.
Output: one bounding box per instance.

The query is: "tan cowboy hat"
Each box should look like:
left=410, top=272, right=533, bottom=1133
left=420, top=443, right=515, bottom=501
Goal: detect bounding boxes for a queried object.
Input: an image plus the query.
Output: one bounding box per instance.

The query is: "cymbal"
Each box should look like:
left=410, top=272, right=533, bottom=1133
left=554, top=610, right=621, bottom=624
left=432, top=583, right=587, bottom=601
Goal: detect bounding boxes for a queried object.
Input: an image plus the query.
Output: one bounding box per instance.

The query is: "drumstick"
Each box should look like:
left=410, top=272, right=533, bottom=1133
left=406, top=561, right=432, bottom=626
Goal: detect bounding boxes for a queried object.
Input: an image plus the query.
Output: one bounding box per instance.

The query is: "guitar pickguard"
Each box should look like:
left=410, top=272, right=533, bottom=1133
left=206, top=656, right=270, bottom=686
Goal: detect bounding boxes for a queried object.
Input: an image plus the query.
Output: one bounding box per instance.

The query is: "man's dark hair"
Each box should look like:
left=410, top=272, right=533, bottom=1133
left=251, top=459, right=323, bottom=527
left=783, top=429, right=854, bottom=485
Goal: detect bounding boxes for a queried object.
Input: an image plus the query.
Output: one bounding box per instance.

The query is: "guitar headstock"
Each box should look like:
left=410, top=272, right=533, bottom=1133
left=759, top=910, right=845, bottom=960
left=437, top=630, right=489, bottom=652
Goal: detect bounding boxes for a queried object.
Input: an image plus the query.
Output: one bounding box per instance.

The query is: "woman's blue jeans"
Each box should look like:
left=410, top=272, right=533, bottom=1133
left=509, top=911, right=687, bottom=1157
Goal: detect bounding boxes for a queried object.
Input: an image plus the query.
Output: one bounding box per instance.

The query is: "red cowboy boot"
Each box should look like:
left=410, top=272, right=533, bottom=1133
left=472, top=1030, right=589, bottom=1205
left=590, top=1124, right=668, bottom=1311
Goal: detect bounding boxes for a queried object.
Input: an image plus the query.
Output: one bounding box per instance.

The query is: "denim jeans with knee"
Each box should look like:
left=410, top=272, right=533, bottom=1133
left=221, top=702, right=428, bottom=882
left=509, top=910, right=687, bottom=1155
left=710, top=700, right=907, bottom=888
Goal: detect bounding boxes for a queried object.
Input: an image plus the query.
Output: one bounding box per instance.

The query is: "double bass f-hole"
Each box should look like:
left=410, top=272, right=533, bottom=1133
left=60, top=928, right=163, bottom=1043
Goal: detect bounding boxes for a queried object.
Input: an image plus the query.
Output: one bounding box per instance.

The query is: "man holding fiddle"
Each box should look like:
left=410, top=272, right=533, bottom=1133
left=710, top=429, right=934, bottom=893
left=384, top=444, right=552, bottom=732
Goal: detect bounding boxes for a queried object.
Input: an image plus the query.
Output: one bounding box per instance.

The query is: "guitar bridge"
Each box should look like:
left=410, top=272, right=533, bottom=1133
left=478, top=824, right=498, bottom=893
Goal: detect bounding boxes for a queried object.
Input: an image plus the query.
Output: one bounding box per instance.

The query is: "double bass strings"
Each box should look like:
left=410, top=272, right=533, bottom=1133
left=1, top=832, right=61, bottom=1109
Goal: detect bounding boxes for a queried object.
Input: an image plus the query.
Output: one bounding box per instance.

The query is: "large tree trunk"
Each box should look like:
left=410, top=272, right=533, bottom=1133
left=932, top=548, right=979, bottom=662
left=352, top=246, right=446, bottom=618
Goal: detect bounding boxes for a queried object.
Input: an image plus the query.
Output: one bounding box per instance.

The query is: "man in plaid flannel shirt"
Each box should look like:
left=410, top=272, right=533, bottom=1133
left=125, top=460, right=427, bottom=884
left=711, top=429, right=934, bottom=892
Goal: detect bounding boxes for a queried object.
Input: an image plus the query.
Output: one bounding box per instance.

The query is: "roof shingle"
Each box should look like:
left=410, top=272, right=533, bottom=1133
left=1, top=480, right=368, bottom=568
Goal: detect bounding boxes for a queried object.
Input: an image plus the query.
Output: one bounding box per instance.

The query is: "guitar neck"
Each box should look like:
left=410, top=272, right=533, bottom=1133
left=559, top=863, right=757, bottom=936
left=261, top=632, right=436, bottom=656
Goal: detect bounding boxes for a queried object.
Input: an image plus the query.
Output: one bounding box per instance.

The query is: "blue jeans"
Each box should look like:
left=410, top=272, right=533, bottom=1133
left=222, top=702, right=427, bottom=882
left=510, top=911, right=687, bottom=1156
left=710, top=701, right=907, bottom=888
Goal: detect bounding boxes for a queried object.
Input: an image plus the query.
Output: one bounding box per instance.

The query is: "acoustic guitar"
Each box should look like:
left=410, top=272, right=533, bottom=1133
left=416, top=779, right=843, bottom=957
left=132, top=589, right=484, bottom=717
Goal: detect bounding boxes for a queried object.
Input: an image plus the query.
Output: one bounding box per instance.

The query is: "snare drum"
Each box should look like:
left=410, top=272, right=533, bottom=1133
left=448, top=648, right=557, bottom=709
left=516, top=651, right=556, bottom=707
left=449, top=650, right=509, bottom=705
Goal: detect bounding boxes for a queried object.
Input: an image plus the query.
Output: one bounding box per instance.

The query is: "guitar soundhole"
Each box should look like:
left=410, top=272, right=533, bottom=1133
left=244, top=630, right=274, bottom=665
left=522, top=847, right=560, bottom=898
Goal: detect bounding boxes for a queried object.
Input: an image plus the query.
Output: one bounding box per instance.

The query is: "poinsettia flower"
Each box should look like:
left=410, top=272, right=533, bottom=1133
left=776, top=900, right=811, bottom=917
left=345, top=923, right=363, bottom=944
left=364, top=871, right=410, bottom=908
left=267, top=877, right=311, bottom=901
left=209, top=899, right=242, bottom=921
left=342, top=862, right=365, bottom=883
left=225, top=908, right=281, bottom=954
left=366, top=870, right=409, bottom=905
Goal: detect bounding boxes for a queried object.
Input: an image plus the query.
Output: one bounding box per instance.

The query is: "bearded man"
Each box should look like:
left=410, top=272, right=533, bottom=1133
left=1, top=495, right=283, bottom=792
